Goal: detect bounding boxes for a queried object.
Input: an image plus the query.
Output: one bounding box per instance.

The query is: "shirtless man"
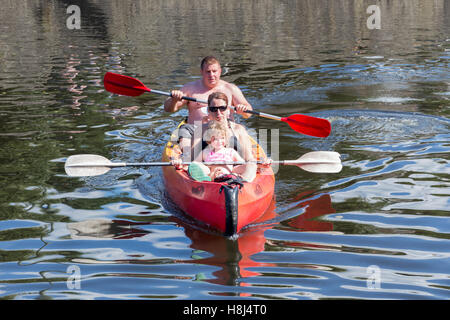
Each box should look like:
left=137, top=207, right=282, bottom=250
left=164, top=56, right=252, bottom=159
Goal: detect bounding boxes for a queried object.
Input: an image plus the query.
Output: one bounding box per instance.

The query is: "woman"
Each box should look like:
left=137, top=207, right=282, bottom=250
left=172, top=92, right=269, bottom=182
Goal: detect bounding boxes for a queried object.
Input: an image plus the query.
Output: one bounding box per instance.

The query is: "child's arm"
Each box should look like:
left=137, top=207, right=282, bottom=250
left=200, top=146, right=212, bottom=163
left=232, top=149, right=245, bottom=163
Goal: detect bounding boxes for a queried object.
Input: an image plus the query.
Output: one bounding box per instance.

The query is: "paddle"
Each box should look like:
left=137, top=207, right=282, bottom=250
left=64, top=151, right=342, bottom=177
left=103, top=72, right=331, bottom=138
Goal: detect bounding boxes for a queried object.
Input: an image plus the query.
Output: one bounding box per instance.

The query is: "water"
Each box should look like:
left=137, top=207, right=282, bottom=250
left=0, top=0, right=449, bottom=300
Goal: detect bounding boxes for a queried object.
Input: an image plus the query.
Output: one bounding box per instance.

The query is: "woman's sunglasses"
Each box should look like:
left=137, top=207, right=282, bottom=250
left=208, top=106, right=228, bottom=113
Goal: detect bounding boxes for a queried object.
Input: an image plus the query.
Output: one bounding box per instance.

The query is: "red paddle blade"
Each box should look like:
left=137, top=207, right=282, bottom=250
left=281, top=114, right=331, bottom=138
left=103, top=72, right=151, bottom=97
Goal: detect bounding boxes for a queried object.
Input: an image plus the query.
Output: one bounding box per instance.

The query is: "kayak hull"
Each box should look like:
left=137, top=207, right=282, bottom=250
left=162, top=125, right=275, bottom=236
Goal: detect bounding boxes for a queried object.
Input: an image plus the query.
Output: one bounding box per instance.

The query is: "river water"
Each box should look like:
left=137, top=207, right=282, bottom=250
left=0, top=0, right=449, bottom=300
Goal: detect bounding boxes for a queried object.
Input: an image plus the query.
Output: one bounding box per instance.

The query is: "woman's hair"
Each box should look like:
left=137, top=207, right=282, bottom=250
left=203, top=121, right=229, bottom=146
left=207, top=92, right=228, bottom=107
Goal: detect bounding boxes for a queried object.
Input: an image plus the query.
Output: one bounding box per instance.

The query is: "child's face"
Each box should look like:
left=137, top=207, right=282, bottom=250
left=211, top=134, right=226, bottom=150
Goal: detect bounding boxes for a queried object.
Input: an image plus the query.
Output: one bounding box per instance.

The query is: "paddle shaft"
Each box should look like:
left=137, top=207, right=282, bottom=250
left=106, top=74, right=280, bottom=119
left=104, top=72, right=331, bottom=137
left=66, top=159, right=339, bottom=168
left=148, top=90, right=331, bottom=132
left=154, top=88, right=281, bottom=120
left=67, top=160, right=277, bottom=168
left=65, top=151, right=342, bottom=176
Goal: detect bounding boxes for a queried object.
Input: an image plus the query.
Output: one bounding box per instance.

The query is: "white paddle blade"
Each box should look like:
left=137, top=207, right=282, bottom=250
left=298, top=162, right=343, bottom=173
left=286, top=151, right=343, bottom=173
left=65, top=154, right=113, bottom=177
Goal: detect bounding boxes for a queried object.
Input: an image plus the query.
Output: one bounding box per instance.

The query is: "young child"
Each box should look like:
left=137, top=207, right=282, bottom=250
left=187, top=121, right=245, bottom=181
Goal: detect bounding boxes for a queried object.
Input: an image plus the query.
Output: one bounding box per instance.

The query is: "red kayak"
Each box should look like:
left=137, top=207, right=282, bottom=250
left=162, top=123, right=275, bottom=236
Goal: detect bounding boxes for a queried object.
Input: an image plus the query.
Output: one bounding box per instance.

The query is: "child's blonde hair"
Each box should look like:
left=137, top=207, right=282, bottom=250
left=203, top=121, right=229, bottom=147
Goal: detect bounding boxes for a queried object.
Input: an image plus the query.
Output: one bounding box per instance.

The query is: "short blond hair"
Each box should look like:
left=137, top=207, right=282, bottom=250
left=201, top=56, right=221, bottom=70
left=203, top=121, right=229, bottom=146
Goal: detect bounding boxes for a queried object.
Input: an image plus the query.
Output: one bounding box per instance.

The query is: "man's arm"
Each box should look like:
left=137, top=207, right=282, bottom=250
left=164, top=82, right=194, bottom=113
left=230, top=84, right=253, bottom=119
left=164, top=89, right=187, bottom=113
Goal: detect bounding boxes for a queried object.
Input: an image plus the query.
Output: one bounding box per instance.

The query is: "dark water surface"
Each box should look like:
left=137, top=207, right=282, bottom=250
left=0, top=0, right=449, bottom=300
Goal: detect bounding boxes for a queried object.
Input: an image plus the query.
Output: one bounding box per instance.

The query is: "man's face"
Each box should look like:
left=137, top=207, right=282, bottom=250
left=201, top=63, right=221, bottom=88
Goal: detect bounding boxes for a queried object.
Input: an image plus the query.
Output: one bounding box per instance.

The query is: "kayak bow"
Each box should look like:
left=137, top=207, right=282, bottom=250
left=161, top=122, right=275, bottom=236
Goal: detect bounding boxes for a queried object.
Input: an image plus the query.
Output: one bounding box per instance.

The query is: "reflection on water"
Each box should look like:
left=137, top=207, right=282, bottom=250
left=53, top=191, right=337, bottom=298
left=0, top=0, right=449, bottom=300
left=68, top=219, right=152, bottom=240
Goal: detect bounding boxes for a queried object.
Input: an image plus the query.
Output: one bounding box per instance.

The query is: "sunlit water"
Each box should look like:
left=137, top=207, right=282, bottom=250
left=0, top=0, right=449, bottom=300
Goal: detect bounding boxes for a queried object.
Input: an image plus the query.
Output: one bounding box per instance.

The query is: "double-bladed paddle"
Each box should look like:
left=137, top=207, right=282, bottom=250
left=64, top=151, right=342, bottom=177
left=103, top=72, right=332, bottom=138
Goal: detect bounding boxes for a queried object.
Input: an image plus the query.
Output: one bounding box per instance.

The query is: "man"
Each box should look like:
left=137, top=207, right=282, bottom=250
left=164, top=56, right=253, bottom=158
